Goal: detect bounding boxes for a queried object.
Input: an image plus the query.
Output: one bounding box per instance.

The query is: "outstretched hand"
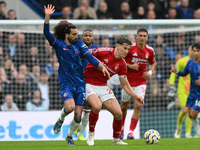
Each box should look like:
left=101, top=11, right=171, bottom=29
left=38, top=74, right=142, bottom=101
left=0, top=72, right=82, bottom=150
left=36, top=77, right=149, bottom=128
left=170, top=66, right=177, bottom=73
left=44, top=4, right=55, bottom=16
left=101, top=65, right=110, bottom=79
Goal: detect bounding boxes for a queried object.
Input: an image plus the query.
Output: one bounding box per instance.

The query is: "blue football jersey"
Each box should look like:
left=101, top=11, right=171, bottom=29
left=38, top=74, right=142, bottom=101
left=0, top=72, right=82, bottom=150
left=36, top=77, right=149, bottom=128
left=43, top=23, right=99, bottom=86
left=178, top=59, right=200, bottom=97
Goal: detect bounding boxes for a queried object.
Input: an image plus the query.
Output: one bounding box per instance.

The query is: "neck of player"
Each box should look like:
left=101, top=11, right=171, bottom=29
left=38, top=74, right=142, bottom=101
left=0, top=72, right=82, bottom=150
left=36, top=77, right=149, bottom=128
left=137, top=42, right=145, bottom=49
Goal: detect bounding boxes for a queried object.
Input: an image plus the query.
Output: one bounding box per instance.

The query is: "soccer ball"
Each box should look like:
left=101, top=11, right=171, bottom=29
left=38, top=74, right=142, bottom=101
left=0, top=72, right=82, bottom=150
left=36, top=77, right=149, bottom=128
left=144, top=129, right=160, bottom=144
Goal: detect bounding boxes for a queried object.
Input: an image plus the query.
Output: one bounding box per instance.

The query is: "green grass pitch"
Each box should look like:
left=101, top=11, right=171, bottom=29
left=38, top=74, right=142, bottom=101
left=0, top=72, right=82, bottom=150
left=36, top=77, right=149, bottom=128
left=0, top=138, right=200, bottom=150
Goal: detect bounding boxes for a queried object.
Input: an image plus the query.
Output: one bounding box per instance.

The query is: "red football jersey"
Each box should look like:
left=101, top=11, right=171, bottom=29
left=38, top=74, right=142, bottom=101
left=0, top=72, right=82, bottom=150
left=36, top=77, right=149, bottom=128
left=84, top=47, right=127, bottom=86
left=125, top=42, right=155, bottom=86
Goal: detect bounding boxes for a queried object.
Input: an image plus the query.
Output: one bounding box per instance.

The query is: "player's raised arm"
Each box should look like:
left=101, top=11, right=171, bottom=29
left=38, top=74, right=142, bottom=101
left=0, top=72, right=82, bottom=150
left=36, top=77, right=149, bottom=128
left=44, top=4, right=55, bottom=24
left=43, top=4, right=56, bottom=46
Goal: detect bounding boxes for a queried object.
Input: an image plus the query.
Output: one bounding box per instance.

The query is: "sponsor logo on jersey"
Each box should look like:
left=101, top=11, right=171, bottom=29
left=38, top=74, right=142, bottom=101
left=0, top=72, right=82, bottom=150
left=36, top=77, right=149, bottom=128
left=131, top=57, right=148, bottom=64
left=133, top=53, right=137, bottom=56
left=63, top=92, right=68, bottom=97
left=81, top=44, right=88, bottom=49
left=74, top=49, right=80, bottom=55
left=63, top=48, right=69, bottom=50
left=104, top=59, right=108, bottom=63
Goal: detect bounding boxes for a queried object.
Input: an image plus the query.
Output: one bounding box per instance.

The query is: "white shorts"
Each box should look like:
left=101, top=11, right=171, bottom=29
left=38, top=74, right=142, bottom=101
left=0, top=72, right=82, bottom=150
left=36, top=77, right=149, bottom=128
left=86, top=83, right=116, bottom=103
left=121, top=85, right=146, bottom=102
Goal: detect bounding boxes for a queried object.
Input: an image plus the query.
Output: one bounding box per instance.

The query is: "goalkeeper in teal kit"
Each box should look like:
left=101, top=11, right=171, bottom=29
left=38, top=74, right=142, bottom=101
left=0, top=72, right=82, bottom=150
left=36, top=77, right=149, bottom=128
left=171, top=43, right=200, bottom=138
left=43, top=4, right=109, bottom=146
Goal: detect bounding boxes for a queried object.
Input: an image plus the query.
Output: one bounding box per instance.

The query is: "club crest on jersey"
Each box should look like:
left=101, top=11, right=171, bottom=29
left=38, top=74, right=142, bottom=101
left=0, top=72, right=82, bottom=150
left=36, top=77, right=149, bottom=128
left=145, top=53, right=149, bottom=59
left=63, top=92, right=68, bottom=97
left=74, top=49, right=80, bottom=55
left=115, top=64, right=119, bottom=70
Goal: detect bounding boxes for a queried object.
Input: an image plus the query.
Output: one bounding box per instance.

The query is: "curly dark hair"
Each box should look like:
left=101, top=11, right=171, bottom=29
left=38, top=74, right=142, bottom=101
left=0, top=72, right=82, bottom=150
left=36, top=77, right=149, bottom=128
left=53, top=21, right=77, bottom=40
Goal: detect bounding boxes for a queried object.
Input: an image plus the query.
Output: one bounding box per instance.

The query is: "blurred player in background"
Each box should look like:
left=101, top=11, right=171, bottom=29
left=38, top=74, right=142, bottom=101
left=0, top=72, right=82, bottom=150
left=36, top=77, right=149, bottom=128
left=171, top=43, right=200, bottom=138
left=119, top=28, right=156, bottom=139
left=168, top=44, right=193, bottom=138
left=85, top=37, right=144, bottom=146
left=74, top=29, right=100, bottom=140
left=43, top=4, right=109, bottom=146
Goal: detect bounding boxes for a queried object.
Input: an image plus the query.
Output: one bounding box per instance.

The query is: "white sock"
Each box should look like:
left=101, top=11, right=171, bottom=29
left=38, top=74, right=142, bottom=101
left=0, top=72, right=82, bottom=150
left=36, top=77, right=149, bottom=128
left=68, top=119, right=80, bottom=137
left=191, top=118, right=200, bottom=135
left=79, top=110, right=90, bottom=135
left=59, top=107, right=68, bottom=121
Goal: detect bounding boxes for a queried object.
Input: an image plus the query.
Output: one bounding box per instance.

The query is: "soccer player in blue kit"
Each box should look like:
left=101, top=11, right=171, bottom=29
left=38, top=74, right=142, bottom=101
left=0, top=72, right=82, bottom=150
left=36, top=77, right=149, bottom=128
left=171, top=43, right=200, bottom=137
left=43, top=4, right=110, bottom=146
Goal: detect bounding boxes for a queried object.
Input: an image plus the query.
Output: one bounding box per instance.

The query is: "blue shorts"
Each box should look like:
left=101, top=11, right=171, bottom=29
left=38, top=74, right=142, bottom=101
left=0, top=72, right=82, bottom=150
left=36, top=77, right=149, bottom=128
left=186, top=96, right=200, bottom=112
left=60, top=84, right=86, bottom=106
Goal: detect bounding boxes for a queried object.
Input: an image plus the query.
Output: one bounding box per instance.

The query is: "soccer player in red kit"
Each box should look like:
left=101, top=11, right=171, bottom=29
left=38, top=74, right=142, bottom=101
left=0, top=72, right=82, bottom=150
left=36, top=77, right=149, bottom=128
left=84, top=37, right=144, bottom=146
left=119, top=28, right=156, bottom=139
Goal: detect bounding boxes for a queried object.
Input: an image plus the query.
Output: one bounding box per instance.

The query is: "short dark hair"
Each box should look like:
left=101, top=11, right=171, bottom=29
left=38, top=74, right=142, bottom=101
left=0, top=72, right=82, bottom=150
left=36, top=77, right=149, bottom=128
left=0, top=1, right=6, bottom=6
left=137, top=28, right=148, bottom=34
left=82, top=29, right=93, bottom=35
left=192, top=43, right=200, bottom=50
left=116, top=36, right=132, bottom=46
left=53, top=21, right=77, bottom=40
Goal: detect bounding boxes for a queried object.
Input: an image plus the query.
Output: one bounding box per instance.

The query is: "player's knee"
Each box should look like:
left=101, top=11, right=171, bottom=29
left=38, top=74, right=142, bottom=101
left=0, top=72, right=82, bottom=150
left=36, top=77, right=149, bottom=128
left=121, top=102, right=129, bottom=111
left=134, top=104, right=141, bottom=110
left=74, top=115, right=82, bottom=123
left=114, top=111, right=122, bottom=120
left=121, top=104, right=128, bottom=111
left=64, top=107, right=73, bottom=114
left=92, top=105, right=101, bottom=114
left=189, top=113, right=196, bottom=119
left=65, top=105, right=75, bottom=113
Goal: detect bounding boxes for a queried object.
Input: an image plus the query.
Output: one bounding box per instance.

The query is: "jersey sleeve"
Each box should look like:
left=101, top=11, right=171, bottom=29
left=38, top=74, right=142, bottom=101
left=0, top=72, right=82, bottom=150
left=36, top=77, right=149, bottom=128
left=169, top=72, right=176, bottom=85
left=177, top=59, right=191, bottom=77
left=118, top=61, right=127, bottom=76
left=148, top=49, right=156, bottom=64
left=169, top=58, right=182, bottom=85
left=43, top=23, right=60, bottom=49
left=77, top=39, right=99, bottom=68
left=90, top=48, right=100, bottom=58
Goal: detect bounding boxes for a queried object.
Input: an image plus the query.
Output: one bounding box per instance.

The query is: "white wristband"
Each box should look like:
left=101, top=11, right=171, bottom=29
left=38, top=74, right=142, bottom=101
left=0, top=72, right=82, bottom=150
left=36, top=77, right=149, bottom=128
left=148, top=70, right=152, bottom=76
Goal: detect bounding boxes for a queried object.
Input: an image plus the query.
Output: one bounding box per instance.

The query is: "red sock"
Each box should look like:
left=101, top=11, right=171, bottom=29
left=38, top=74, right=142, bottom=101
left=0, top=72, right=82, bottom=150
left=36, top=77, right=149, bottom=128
left=113, top=118, right=122, bottom=138
left=129, top=118, right=138, bottom=132
left=89, top=110, right=99, bottom=132
left=122, top=116, right=126, bottom=129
